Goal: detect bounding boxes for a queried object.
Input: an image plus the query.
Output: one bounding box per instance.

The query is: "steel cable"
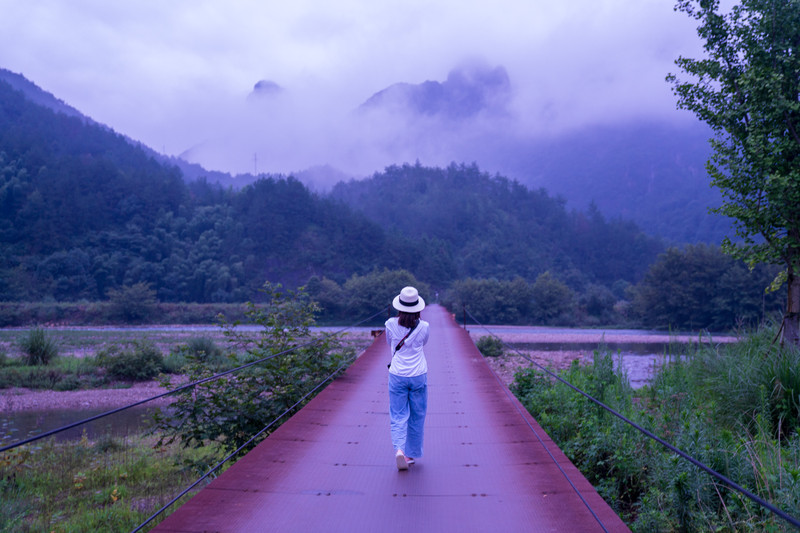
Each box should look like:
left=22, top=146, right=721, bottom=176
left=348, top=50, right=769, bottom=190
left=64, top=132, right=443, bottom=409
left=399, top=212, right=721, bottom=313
left=1, top=306, right=389, bottom=453
left=487, top=347, right=611, bottom=532
left=130, top=355, right=354, bottom=532
left=465, top=308, right=800, bottom=530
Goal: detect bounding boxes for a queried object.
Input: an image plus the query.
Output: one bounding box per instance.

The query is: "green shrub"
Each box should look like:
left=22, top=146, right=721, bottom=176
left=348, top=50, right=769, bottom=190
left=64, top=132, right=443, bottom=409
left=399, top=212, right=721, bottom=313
left=0, top=367, right=19, bottom=388
left=105, top=282, right=159, bottom=322
left=476, top=335, right=504, bottom=358
left=18, top=327, right=58, bottom=366
left=53, top=374, right=81, bottom=391
left=512, top=329, right=800, bottom=531
left=166, top=336, right=229, bottom=373
left=98, top=341, right=164, bottom=381
left=185, top=336, right=225, bottom=363
left=6, top=367, right=63, bottom=389
left=162, top=351, right=187, bottom=374
left=156, top=283, right=354, bottom=458
left=686, top=325, right=800, bottom=438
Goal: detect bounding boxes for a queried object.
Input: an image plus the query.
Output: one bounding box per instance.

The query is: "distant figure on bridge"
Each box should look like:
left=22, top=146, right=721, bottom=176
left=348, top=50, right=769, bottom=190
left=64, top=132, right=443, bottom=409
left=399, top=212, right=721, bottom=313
left=385, top=286, right=430, bottom=471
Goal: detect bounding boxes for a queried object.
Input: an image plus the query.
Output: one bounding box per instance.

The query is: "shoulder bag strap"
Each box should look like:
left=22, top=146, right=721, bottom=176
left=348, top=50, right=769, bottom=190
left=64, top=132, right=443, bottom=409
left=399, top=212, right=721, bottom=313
left=388, top=320, right=419, bottom=368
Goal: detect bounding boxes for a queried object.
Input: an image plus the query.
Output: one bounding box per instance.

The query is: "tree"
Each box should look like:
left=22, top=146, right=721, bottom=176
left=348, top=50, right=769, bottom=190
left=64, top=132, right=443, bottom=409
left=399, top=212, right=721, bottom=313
left=155, top=283, right=352, bottom=456
left=668, top=0, right=800, bottom=344
left=531, top=272, right=574, bottom=325
left=105, top=282, right=158, bottom=322
left=631, top=244, right=782, bottom=330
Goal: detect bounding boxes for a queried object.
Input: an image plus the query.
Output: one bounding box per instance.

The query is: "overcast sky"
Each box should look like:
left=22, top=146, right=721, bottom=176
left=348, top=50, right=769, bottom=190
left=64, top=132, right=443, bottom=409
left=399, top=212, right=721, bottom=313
left=0, top=0, right=705, bottom=177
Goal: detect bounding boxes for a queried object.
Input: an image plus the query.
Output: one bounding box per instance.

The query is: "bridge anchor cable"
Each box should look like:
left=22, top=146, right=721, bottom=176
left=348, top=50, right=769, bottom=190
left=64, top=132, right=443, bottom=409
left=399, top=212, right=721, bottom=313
left=465, top=308, right=800, bottom=531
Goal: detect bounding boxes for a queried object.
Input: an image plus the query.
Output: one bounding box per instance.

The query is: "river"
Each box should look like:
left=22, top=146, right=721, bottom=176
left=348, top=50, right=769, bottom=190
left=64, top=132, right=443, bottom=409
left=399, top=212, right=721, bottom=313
left=2, top=324, right=736, bottom=442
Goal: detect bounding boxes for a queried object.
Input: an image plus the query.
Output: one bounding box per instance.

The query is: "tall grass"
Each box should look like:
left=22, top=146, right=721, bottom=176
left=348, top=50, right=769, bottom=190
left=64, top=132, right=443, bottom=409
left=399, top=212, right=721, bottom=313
left=18, top=327, right=58, bottom=366
left=684, top=327, right=800, bottom=438
left=0, top=429, right=225, bottom=532
left=512, top=325, right=800, bottom=532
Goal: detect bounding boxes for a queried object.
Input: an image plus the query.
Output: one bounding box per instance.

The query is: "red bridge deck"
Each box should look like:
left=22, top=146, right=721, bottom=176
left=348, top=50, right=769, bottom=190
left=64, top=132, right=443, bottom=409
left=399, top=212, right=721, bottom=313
left=153, top=305, right=629, bottom=532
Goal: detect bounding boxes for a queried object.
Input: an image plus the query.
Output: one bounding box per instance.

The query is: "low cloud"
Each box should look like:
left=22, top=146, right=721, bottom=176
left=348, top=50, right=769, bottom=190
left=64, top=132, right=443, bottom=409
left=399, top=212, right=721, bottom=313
left=0, top=0, right=704, bottom=182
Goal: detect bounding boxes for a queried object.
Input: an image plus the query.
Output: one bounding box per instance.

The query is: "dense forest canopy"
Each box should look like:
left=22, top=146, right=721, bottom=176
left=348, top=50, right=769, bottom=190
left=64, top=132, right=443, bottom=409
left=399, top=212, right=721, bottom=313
left=332, top=163, right=663, bottom=287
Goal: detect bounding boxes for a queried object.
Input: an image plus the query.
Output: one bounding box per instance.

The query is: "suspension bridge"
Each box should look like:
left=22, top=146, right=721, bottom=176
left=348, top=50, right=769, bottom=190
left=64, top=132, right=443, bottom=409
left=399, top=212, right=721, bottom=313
left=151, top=304, right=629, bottom=532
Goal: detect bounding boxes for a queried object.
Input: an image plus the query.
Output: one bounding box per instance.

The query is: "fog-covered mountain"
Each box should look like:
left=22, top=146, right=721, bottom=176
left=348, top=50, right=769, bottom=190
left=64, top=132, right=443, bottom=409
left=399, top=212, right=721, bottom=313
left=0, top=69, right=87, bottom=120
left=350, top=64, right=726, bottom=244
left=186, top=62, right=724, bottom=243
left=2, top=66, right=727, bottom=244
left=359, top=64, right=512, bottom=120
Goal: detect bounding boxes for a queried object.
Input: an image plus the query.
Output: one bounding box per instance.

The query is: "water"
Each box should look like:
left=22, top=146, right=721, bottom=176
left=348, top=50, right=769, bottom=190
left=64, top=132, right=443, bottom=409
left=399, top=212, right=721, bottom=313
left=3, top=325, right=727, bottom=441
left=2, top=405, right=157, bottom=445
left=503, top=340, right=693, bottom=389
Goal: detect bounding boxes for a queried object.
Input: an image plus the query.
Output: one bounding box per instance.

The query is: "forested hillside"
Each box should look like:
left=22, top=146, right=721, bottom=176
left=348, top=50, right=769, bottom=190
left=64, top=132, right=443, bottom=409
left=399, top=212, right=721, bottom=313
left=0, top=78, right=403, bottom=302
left=331, top=163, right=663, bottom=288
left=0, top=76, right=664, bottom=306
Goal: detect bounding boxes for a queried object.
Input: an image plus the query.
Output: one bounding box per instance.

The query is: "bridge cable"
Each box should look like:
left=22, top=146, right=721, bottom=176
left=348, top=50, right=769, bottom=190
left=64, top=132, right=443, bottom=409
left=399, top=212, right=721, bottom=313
left=465, top=309, right=800, bottom=530
left=131, top=355, right=355, bottom=533
left=487, top=342, right=611, bottom=532
left=466, top=309, right=609, bottom=531
left=0, top=306, right=389, bottom=454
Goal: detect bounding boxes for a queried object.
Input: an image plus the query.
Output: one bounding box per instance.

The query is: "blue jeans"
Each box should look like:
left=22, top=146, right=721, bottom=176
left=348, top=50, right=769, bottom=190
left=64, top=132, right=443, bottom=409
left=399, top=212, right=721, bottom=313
left=388, top=373, right=427, bottom=458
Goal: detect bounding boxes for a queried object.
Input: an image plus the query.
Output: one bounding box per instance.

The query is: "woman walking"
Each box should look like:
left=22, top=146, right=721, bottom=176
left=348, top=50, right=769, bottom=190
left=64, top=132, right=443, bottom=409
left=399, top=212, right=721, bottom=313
left=386, top=286, right=430, bottom=471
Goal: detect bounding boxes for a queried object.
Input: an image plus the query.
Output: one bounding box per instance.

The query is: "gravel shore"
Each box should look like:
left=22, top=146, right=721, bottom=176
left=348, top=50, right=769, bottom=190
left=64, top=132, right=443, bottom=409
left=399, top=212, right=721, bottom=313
left=2, top=381, right=176, bottom=413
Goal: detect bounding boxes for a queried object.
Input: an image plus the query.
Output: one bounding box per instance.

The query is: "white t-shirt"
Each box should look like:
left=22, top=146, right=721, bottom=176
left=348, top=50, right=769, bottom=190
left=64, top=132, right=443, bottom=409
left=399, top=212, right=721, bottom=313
left=385, top=317, right=430, bottom=377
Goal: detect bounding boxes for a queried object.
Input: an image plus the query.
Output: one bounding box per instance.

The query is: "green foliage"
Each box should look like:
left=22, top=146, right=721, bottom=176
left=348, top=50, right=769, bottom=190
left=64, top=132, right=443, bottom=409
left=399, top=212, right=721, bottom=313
left=0, top=366, right=63, bottom=389
left=185, top=336, right=224, bottom=360
left=343, top=269, right=429, bottom=318
left=579, top=284, right=618, bottom=325
left=97, top=341, right=165, bottom=381
left=476, top=335, right=504, bottom=358
left=512, top=326, right=800, bottom=531
left=446, top=277, right=533, bottom=324
left=531, top=271, right=574, bottom=325
left=632, top=244, right=783, bottom=330
left=105, top=282, right=158, bottom=322
left=166, top=336, right=229, bottom=373
left=0, top=432, right=225, bottom=533
left=332, top=163, right=663, bottom=287
left=155, top=283, right=354, bottom=457
left=669, top=0, right=800, bottom=340
left=0, top=354, right=101, bottom=390
left=308, top=269, right=429, bottom=323
left=18, top=327, right=58, bottom=366
left=685, top=325, right=800, bottom=438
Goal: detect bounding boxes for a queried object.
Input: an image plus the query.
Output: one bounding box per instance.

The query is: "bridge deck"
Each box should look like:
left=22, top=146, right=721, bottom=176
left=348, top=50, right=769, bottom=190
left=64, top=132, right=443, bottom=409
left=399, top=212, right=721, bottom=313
left=153, top=305, right=629, bottom=532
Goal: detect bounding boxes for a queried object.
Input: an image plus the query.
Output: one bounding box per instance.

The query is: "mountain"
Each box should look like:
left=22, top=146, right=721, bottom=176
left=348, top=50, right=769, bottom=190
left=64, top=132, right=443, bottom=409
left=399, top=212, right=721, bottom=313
left=354, top=66, right=726, bottom=244
left=0, top=69, right=87, bottom=120
left=359, top=64, right=511, bottom=120
left=0, top=74, right=407, bottom=301
left=502, top=121, right=729, bottom=244
left=331, top=162, right=663, bottom=288
left=2, top=66, right=727, bottom=248
left=0, top=70, right=663, bottom=304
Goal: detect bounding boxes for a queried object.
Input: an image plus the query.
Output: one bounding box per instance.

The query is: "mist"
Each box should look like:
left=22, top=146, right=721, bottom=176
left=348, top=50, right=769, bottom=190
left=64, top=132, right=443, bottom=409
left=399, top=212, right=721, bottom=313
left=0, top=0, right=705, bottom=185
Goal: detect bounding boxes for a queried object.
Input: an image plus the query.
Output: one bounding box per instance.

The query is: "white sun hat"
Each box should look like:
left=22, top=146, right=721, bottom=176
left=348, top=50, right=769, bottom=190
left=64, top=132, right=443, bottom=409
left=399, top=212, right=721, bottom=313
left=392, top=286, right=425, bottom=313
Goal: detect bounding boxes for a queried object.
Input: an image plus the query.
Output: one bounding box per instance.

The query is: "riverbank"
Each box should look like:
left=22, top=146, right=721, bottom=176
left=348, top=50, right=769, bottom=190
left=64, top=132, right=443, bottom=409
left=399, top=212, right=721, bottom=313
left=1, top=380, right=176, bottom=413
left=469, top=327, right=738, bottom=388
left=2, top=328, right=737, bottom=413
